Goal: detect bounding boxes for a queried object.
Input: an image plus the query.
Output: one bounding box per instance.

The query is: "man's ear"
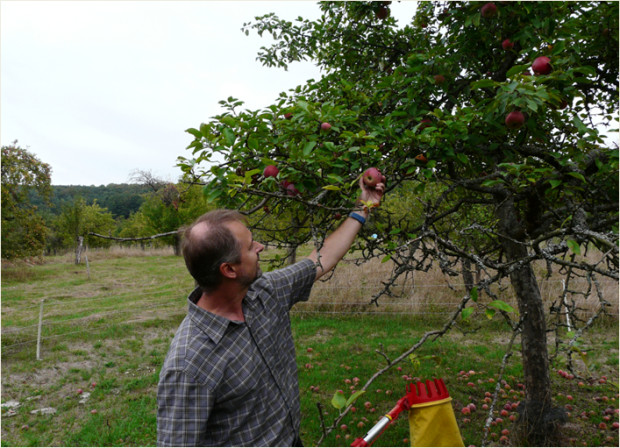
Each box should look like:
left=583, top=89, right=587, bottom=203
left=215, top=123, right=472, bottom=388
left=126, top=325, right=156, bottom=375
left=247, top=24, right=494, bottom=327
left=219, top=262, right=237, bottom=280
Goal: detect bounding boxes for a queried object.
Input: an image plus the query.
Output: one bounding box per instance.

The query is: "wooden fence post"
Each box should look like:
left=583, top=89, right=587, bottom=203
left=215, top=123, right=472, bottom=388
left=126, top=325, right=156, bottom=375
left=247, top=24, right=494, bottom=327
left=36, top=299, right=45, bottom=361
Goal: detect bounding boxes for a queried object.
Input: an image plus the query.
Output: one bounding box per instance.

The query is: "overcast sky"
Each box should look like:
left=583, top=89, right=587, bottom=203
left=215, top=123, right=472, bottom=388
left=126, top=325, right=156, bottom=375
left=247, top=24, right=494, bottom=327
left=1, top=1, right=419, bottom=186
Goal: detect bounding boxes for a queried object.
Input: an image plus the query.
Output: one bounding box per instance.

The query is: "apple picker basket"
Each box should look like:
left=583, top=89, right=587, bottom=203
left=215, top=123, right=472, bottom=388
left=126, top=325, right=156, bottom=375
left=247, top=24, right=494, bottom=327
left=351, top=378, right=464, bottom=447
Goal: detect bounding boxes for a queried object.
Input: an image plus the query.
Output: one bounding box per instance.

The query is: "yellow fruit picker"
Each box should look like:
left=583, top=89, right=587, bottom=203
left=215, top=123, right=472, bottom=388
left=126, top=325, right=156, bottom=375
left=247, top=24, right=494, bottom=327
left=351, top=378, right=464, bottom=447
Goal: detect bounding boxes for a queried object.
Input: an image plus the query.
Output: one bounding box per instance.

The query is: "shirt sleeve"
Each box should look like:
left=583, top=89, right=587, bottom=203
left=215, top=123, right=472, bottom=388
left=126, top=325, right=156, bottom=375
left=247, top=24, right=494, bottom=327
left=157, top=368, right=213, bottom=447
left=265, top=258, right=316, bottom=310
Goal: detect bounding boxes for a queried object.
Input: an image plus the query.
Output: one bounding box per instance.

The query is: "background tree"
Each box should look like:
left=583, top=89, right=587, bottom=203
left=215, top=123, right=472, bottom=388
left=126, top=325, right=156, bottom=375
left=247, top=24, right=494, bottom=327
left=53, top=197, right=116, bottom=262
left=179, top=1, right=618, bottom=445
left=1, top=142, right=52, bottom=259
left=119, top=173, right=214, bottom=254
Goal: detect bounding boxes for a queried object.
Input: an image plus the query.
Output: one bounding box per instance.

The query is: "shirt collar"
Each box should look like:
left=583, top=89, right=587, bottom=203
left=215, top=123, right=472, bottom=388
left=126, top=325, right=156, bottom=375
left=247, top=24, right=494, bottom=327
left=186, top=287, right=243, bottom=345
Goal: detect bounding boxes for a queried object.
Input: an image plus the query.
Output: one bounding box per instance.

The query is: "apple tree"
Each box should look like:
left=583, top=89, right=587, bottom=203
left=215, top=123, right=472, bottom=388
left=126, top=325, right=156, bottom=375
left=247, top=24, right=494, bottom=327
left=178, top=1, right=618, bottom=445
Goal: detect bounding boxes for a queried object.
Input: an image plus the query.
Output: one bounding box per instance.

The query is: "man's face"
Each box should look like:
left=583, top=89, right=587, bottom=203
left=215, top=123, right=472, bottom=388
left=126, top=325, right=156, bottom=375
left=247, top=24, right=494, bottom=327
left=226, top=220, right=265, bottom=287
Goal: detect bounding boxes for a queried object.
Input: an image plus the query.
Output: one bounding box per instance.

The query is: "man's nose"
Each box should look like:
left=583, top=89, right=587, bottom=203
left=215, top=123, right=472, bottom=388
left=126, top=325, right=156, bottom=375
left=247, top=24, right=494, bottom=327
left=256, top=242, right=265, bottom=253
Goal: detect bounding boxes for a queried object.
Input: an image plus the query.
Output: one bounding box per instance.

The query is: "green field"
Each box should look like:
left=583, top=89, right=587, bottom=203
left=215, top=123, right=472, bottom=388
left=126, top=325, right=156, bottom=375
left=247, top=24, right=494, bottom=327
left=1, top=250, right=618, bottom=447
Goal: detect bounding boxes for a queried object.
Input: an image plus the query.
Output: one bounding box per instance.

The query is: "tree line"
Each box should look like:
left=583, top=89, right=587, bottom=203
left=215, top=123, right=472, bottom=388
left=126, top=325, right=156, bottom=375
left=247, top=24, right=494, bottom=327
left=1, top=142, right=214, bottom=260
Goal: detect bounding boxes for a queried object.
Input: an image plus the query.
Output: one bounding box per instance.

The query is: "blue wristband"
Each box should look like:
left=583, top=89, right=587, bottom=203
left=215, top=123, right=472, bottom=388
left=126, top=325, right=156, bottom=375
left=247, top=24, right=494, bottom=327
left=348, top=212, right=366, bottom=226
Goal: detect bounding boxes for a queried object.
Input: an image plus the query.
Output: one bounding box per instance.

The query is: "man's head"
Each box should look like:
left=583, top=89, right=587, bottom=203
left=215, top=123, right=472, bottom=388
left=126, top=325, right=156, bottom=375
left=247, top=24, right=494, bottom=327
left=182, top=209, right=262, bottom=293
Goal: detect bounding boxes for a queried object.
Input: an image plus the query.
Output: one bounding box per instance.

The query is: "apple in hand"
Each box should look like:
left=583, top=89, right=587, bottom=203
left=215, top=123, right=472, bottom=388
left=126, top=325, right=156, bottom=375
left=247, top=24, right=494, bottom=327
left=505, top=110, right=525, bottom=130
left=362, top=167, right=386, bottom=188
left=532, top=56, right=552, bottom=75
left=263, top=165, right=279, bottom=178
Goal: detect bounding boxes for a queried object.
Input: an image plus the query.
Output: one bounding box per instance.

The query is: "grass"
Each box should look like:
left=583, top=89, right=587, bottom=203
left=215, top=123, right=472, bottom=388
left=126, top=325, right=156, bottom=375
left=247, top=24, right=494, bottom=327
left=1, top=247, right=618, bottom=447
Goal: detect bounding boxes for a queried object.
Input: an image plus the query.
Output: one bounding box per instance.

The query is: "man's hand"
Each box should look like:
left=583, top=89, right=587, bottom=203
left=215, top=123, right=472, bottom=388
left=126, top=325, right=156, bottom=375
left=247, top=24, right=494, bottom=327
left=358, top=175, right=385, bottom=210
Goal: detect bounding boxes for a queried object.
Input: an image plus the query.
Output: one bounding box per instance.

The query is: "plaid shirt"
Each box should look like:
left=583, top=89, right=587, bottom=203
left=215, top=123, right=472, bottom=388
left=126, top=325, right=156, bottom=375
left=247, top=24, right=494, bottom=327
left=157, top=258, right=316, bottom=447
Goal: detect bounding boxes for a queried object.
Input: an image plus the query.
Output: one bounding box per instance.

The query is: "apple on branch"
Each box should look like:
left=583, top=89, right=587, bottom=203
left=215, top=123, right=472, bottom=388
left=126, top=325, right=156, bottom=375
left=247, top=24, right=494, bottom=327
left=376, top=5, right=389, bottom=20
left=263, top=165, right=279, bottom=178
left=481, top=2, right=498, bottom=18
left=320, top=122, right=332, bottom=131
left=286, top=183, right=300, bottom=197
left=502, top=39, right=514, bottom=51
left=415, top=154, right=428, bottom=164
left=532, top=56, right=552, bottom=75
left=505, top=110, right=525, bottom=130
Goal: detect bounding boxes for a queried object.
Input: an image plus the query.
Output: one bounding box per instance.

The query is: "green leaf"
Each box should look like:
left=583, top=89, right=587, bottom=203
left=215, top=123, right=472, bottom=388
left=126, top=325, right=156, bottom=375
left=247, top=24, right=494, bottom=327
left=248, top=135, right=259, bottom=151
left=331, top=390, right=346, bottom=410
left=551, top=40, right=566, bottom=55
left=572, top=116, right=589, bottom=135
left=204, top=186, right=223, bottom=203
left=488, top=300, right=516, bottom=314
left=346, top=390, right=366, bottom=407
left=485, top=308, right=496, bottom=319
left=471, top=79, right=496, bottom=89
left=322, top=185, right=341, bottom=191
left=470, top=287, right=478, bottom=303
left=185, top=128, right=202, bottom=139
left=567, top=172, right=586, bottom=183
left=222, top=128, right=236, bottom=146
left=567, top=239, right=581, bottom=255
left=220, top=116, right=236, bottom=127
left=381, top=255, right=391, bottom=263
left=409, top=354, right=421, bottom=371
left=462, top=307, right=475, bottom=320
left=506, top=64, right=530, bottom=78
left=549, top=179, right=562, bottom=189
left=303, top=141, right=317, bottom=156
left=326, top=173, right=344, bottom=183
left=573, top=65, right=597, bottom=77
left=297, top=100, right=309, bottom=112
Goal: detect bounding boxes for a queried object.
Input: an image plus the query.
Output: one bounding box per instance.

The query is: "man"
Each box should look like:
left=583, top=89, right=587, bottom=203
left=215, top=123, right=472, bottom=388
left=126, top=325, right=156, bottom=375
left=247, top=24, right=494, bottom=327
left=157, top=177, right=384, bottom=446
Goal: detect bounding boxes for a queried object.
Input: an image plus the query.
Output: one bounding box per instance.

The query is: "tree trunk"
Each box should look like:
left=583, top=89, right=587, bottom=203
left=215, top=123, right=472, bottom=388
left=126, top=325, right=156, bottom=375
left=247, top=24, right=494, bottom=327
left=172, top=233, right=181, bottom=256
left=461, top=257, right=474, bottom=294
left=75, top=236, right=84, bottom=265
left=286, top=244, right=297, bottom=265
left=496, top=197, right=566, bottom=445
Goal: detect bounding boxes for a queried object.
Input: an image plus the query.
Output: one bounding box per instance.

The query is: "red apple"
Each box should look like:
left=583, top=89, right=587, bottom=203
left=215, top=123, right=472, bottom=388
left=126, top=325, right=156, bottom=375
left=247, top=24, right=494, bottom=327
left=284, top=113, right=293, bottom=120
left=415, top=154, right=428, bottom=164
left=505, top=110, right=525, bottom=130
left=362, top=167, right=384, bottom=188
left=502, top=39, right=514, bottom=50
left=286, top=183, right=300, bottom=197
left=434, top=74, right=446, bottom=85
left=481, top=2, right=498, bottom=18
left=263, top=165, right=279, bottom=178
left=419, top=119, right=432, bottom=130
left=532, top=56, right=552, bottom=75
left=320, top=122, right=332, bottom=131
left=376, top=6, right=389, bottom=20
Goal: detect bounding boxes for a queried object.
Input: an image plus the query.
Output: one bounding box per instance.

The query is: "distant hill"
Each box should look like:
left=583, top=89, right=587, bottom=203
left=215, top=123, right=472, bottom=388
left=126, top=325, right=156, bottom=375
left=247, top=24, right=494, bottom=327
left=28, top=184, right=152, bottom=219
